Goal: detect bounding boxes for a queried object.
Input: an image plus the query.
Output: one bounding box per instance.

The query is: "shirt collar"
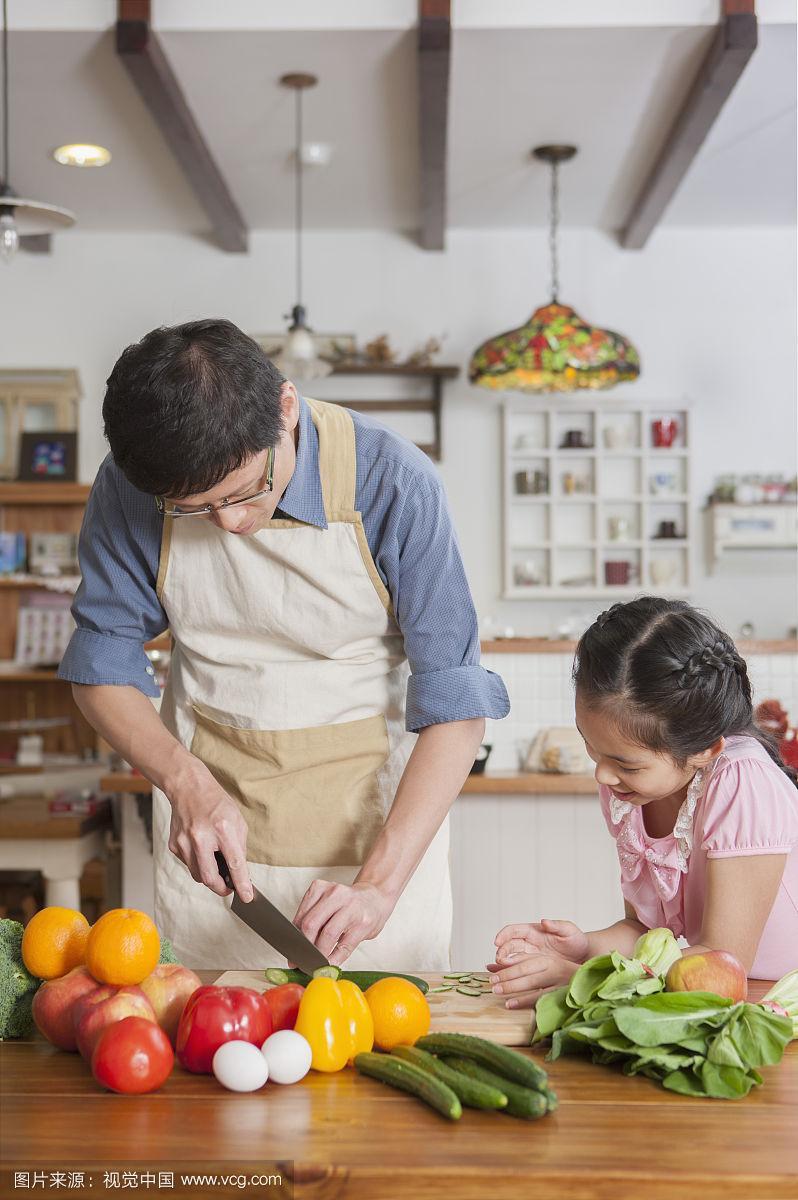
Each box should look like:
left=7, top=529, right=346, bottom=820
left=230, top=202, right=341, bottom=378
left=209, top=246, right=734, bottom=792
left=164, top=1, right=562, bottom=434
left=275, top=394, right=328, bottom=529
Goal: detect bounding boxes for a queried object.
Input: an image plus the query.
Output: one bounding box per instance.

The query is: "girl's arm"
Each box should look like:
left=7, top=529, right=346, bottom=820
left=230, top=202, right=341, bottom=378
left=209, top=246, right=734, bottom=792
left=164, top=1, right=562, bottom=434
left=584, top=901, right=648, bottom=958
left=687, top=854, right=787, bottom=973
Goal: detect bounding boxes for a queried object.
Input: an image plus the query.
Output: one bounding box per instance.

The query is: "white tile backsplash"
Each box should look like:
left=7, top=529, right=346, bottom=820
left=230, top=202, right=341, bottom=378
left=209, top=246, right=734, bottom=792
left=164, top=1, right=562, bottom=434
left=483, top=652, right=798, bottom=771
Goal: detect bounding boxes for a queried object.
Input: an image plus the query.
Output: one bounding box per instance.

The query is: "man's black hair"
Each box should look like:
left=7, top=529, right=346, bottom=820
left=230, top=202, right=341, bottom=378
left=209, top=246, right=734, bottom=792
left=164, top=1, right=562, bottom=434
left=102, top=318, right=286, bottom=498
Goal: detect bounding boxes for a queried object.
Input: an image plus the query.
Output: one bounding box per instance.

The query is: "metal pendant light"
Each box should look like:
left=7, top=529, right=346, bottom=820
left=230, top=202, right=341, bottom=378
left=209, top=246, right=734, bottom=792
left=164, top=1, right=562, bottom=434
left=469, top=145, right=640, bottom=393
left=273, top=73, right=332, bottom=382
left=0, top=0, right=75, bottom=263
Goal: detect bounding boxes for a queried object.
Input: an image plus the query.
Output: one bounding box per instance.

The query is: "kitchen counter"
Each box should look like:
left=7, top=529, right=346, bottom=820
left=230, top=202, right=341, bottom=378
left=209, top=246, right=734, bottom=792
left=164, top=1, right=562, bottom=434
left=462, top=771, right=596, bottom=794
left=1, top=975, right=795, bottom=1200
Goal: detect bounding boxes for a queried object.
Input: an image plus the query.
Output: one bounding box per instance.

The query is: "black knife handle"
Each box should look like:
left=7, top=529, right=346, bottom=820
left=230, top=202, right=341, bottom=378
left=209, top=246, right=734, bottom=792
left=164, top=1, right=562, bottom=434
left=214, top=851, right=234, bottom=891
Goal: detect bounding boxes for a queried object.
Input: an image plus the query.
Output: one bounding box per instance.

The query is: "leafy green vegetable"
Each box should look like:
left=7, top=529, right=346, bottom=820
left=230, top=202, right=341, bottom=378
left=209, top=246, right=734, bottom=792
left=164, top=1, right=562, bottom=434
left=531, top=931, right=794, bottom=1100
left=633, top=927, right=682, bottom=976
left=0, top=919, right=41, bottom=1040
left=761, top=970, right=798, bottom=1038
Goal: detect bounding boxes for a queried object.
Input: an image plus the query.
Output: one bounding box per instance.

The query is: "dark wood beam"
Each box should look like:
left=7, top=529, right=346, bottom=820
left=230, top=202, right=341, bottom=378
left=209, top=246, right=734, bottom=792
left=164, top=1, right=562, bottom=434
left=620, top=0, right=757, bottom=249
left=418, top=0, right=451, bottom=251
left=20, top=234, right=52, bottom=254
left=116, top=0, right=248, bottom=252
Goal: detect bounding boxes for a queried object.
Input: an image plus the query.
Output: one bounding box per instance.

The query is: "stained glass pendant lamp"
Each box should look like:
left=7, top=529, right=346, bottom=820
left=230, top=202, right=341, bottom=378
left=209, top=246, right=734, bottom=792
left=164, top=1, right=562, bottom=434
left=469, top=145, right=640, bottom=393
left=273, top=73, right=332, bottom=382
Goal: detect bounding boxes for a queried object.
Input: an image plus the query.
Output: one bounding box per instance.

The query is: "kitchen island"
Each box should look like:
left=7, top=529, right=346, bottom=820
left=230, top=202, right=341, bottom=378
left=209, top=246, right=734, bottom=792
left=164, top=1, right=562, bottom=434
left=1, top=975, right=796, bottom=1200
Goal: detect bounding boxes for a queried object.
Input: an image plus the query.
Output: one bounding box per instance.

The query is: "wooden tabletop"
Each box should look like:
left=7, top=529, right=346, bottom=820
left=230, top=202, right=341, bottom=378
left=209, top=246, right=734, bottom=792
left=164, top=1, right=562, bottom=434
left=1, top=975, right=795, bottom=1199
left=101, top=771, right=599, bottom=797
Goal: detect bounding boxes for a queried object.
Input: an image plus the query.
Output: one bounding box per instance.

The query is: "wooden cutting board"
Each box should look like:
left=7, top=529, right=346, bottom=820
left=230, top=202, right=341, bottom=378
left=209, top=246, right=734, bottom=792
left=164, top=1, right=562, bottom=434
left=212, top=970, right=536, bottom=1046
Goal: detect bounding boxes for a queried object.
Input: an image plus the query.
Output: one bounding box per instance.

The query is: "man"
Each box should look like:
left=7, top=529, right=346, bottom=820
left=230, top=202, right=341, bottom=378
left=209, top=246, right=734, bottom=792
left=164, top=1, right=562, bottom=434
left=60, top=319, right=509, bottom=970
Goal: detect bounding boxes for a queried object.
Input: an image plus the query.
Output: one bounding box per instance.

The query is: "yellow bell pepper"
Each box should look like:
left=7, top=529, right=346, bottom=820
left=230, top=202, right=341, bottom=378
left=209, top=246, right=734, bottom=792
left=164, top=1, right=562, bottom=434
left=293, top=977, right=374, bottom=1073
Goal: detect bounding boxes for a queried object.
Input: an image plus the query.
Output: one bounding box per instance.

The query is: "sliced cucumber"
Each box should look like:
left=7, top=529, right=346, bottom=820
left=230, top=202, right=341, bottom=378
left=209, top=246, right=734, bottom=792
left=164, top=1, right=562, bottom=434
left=444, top=972, right=466, bottom=979
left=416, top=1032, right=549, bottom=1094
left=263, top=967, right=429, bottom=994
left=456, top=986, right=484, bottom=997
left=428, top=984, right=454, bottom=993
left=391, top=1046, right=508, bottom=1110
left=354, top=1052, right=462, bottom=1121
left=442, top=1056, right=548, bottom=1121
left=312, top=965, right=342, bottom=980
left=264, top=968, right=291, bottom=985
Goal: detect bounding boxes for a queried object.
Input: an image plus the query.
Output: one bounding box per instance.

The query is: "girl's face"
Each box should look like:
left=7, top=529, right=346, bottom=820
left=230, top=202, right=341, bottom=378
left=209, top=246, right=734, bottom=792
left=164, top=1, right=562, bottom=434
left=574, top=694, right=721, bottom=807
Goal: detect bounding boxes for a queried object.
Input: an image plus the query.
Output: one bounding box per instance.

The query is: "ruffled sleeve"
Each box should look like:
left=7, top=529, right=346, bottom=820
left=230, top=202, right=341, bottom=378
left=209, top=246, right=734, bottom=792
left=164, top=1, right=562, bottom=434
left=700, top=756, right=798, bottom=858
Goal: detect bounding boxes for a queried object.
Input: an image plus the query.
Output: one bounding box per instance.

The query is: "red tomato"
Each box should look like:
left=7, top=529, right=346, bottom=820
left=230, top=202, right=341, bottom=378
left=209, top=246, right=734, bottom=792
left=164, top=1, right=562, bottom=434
left=176, top=986, right=272, bottom=1074
left=91, top=1016, right=174, bottom=1094
left=263, top=984, right=304, bottom=1032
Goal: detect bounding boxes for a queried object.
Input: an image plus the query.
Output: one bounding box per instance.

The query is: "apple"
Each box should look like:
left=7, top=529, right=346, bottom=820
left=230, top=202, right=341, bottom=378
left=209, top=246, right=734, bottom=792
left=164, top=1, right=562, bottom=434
left=32, top=966, right=103, bottom=1052
left=139, top=964, right=202, bottom=1045
left=73, top=984, right=157, bottom=1060
left=666, top=950, right=748, bottom=1002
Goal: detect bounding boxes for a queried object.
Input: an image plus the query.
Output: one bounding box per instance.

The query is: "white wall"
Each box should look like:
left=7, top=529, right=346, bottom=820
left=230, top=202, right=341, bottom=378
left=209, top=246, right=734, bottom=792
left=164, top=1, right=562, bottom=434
left=2, top=224, right=796, bottom=636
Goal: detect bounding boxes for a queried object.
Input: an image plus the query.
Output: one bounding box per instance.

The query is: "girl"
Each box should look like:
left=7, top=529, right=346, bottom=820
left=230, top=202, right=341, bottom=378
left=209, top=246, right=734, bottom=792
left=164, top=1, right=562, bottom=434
left=490, top=598, right=798, bottom=1008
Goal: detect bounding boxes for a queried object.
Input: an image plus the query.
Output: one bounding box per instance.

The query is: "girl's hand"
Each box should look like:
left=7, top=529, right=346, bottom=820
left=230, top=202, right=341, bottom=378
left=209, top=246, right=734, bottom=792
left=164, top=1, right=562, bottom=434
left=488, top=952, right=580, bottom=1009
left=493, top=918, right=590, bottom=965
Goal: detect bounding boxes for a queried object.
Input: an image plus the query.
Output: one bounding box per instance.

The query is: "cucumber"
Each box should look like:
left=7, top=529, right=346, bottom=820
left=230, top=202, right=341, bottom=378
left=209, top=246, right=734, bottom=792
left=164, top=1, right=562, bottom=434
left=354, top=1052, right=462, bottom=1121
left=456, top=986, right=484, bottom=997
left=416, top=1032, right=549, bottom=1094
left=391, top=1045, right=508, bottom=1111
left=428, top=984, right=454, bottom=993
left=442, top=1056, right=548, bottom=1121
left=544, top=1087, right=559, bottom=1113
left=263, top=968, right=429, bottom=995
left=312, top=965, right=342, bottom=980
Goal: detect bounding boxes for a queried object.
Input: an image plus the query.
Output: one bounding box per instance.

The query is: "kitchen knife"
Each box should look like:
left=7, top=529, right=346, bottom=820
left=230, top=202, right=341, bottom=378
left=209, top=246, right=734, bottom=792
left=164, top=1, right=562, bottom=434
left=214, top=851, right=330, bottom=975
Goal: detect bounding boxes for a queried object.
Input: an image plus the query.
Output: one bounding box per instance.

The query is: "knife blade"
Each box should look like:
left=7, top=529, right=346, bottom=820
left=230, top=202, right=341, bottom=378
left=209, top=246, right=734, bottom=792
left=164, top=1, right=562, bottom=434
left=214, top=851, right=330, bottom=975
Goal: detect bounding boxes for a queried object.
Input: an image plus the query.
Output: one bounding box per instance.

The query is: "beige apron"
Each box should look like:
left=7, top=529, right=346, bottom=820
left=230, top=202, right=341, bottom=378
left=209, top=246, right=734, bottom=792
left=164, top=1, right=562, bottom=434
left=151, top=399, right=452, bottom=971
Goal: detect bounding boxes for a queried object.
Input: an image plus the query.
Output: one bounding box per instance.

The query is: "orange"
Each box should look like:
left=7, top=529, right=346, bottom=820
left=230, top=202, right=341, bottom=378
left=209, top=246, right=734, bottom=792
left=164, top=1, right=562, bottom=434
left=21, top=907, right=90, bottom=980
left=364, top=977, right=431, bottom=1051
left=85, top=908, right=160, bottom=986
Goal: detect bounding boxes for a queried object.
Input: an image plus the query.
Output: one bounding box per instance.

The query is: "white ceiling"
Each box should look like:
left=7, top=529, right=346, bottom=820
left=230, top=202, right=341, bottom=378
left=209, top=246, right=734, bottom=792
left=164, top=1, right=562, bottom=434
left=3, top=17, right=795, bottom=238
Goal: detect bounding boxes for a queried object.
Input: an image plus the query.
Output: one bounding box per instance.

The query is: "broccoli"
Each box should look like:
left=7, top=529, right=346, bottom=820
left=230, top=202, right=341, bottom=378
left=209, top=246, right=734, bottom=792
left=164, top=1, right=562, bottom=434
left=0, top=918, right=41, bottom=1040
left=158, top=936, right=179, bottom=964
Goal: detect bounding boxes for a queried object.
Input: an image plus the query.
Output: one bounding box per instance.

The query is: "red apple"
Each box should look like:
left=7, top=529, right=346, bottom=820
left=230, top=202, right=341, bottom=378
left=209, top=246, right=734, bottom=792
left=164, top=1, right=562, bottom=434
left=32, top=966, right=102, bottom=1052
left=73, top=984, right=157, bottom=1060
left=138, top=964, right=202, bottom=1045
left=666, top=950, right=748, bottom=1002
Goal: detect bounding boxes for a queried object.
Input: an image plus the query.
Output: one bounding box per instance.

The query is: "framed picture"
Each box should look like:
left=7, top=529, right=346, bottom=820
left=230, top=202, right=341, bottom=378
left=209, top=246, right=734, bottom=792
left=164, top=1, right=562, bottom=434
left=17, top=431, right=78, bottom=482
left=29, top=532, right=79, bottom=576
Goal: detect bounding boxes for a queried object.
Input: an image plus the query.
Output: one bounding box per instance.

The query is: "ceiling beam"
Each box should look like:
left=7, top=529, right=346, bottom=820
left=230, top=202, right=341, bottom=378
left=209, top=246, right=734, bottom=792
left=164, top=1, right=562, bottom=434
left=116, top=0, right=248, bottom=252
left=619, top=0, right=757, bottom=250
left=418, top=0, right=451, bottom=251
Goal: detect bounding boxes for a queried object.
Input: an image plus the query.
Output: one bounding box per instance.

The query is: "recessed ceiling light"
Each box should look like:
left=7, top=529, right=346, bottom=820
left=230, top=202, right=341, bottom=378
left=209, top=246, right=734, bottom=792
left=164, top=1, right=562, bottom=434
left=52, top=144, right=112, bottom=168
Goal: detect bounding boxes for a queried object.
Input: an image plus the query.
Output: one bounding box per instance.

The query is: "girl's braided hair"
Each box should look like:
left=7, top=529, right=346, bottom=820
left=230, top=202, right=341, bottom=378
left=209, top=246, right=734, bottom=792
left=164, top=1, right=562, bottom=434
left=575, top=598, right=797, bottom=787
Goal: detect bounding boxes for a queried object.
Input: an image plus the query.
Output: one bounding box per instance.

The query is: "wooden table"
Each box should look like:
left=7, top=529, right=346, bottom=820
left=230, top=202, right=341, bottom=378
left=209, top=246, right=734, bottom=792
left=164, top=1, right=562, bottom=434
left=1, top=975, right=795, bottom=1200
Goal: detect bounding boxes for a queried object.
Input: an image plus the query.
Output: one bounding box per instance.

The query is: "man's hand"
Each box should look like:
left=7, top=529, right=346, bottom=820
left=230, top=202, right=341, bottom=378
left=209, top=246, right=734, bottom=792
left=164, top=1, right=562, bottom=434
left=167, top=762, right=254, bottom=902
left=487, top=951, right=580, bottom=1009
left=293, top=880, right=397, bottom=966
left=492, top=918, right=590, bottom=966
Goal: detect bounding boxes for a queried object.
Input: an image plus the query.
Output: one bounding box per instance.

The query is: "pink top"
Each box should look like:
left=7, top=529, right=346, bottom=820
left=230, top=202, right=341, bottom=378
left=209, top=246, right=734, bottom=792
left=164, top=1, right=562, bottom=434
left=599, top=735, right=798, bottom=979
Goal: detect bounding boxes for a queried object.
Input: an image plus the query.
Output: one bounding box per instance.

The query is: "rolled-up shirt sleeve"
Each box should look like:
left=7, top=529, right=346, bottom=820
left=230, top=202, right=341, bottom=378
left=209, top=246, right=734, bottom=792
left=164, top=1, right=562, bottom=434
left=58, top=456, right=167, bottom=697
left=367, top=456, right=509, bottom=732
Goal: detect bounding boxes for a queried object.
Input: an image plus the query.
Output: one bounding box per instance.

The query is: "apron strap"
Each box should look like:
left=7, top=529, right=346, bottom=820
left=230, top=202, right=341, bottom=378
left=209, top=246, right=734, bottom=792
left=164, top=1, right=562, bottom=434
left=305, top=398, right=357, bottom=517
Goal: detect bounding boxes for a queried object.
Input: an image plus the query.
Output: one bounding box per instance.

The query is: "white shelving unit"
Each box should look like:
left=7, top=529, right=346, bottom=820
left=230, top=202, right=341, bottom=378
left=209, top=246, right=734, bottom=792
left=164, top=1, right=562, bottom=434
left=502, top=400, right=693, bottom=599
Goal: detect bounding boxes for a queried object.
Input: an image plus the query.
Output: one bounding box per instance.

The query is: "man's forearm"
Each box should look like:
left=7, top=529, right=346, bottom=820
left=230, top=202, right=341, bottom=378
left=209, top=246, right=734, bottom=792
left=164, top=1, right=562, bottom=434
left=356, top=717, right=485, bottom=901
left=71, top=683, right=200, bottom=794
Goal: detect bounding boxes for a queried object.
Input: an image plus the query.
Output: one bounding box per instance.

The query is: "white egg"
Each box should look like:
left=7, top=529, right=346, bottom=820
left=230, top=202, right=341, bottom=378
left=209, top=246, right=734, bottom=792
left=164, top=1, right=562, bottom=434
left=260, top=1030, right=312, bottom=1085
left=212, top=1040, right=269, bottom=1093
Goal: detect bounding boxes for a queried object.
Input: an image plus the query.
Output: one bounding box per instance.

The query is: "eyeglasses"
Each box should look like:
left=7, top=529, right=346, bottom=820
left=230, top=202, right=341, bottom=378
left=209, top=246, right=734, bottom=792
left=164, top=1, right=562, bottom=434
left=155, top=446, right=275, bottom=518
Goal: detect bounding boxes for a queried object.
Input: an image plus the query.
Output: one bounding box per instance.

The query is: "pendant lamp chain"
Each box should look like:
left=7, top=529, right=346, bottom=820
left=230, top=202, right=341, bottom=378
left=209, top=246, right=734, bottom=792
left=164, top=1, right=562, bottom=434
left=293, top=83, right=303, bottom=309
left=548, top=157, right=560, bottom=304
left=2, top=0, right=10, bottom=188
